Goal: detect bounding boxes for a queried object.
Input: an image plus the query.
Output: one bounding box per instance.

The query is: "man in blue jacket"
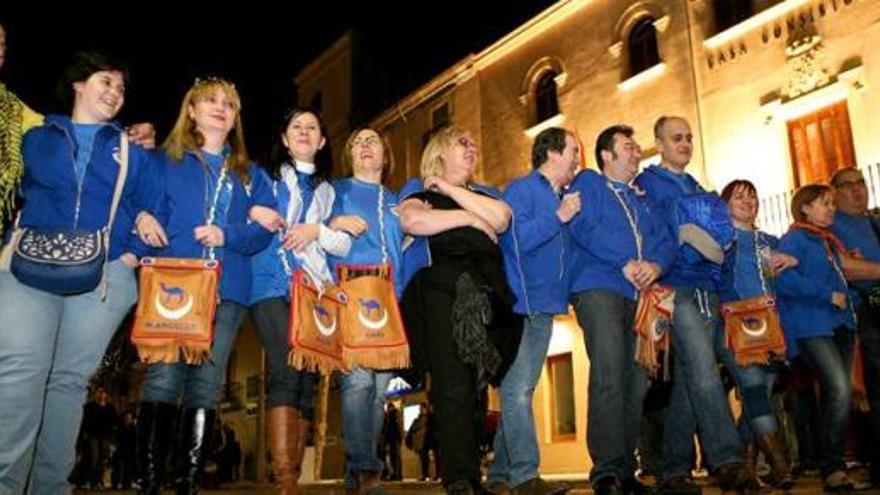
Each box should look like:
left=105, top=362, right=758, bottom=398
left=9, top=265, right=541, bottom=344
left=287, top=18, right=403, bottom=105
left=489, top=127, right=580, bottom=495
left=568, top=125, right=675, bottom=495
left=831, top=166, right=880, bottom=485
left=634, top=116, right=748, bottom=494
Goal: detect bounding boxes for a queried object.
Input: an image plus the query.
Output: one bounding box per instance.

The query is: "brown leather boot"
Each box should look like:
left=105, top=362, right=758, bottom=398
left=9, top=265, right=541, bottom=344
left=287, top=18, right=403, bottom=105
left=291, top=417, right=311, bottom=482
left=755, top=432, right=794, bottom=490
left=268, top=406, right=301, bottom=494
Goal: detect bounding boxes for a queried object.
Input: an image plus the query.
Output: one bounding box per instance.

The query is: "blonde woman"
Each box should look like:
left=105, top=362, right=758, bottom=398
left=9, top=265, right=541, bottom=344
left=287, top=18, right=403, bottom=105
left=399, top=125, right=516, bottom=495
left=135, top=77, right=275, bottom=494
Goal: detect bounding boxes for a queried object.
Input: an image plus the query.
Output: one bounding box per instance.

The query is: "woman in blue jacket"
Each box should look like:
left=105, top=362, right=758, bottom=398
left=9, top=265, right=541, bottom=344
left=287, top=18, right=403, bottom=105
left=135, top=77, right=274, bottom=494
left=329, top=127, right=406, bottom=495
left=248, top=106, right=349, bottom=494
left=0, top=51, right=161, bottom=493
left=775, top=184, right=859, bottom=491
left=717, top=180, right=798, bottom=490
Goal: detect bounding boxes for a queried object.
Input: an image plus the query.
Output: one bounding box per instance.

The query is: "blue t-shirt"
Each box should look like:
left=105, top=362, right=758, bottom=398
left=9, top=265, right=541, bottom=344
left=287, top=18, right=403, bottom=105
left=72, top=123, right=103, bottom=183
left=329, top=178, right=405, bottom=297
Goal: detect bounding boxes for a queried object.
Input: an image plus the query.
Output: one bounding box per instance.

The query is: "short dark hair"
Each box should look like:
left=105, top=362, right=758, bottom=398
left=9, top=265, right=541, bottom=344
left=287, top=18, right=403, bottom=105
left=56, top=51, right=129, bottom=110
left=829, top=166, right=861, bottom=188
left=270, top=106, right=333, bottom=184
left=531, top=127, right=569, bottom=169
left=790, top=184, right=832, bottom=223
left=653, top=115, right=688, bottom=140
left=594, top=125, right=634, bottom=170
left=720, top=179, right=757, bottom=203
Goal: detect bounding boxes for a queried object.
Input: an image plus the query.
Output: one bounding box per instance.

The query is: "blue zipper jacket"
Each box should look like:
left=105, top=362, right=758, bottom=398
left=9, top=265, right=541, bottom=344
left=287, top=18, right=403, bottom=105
left=249, top=169, right=294, bottom=305
left=399, top=178, right=503, bottom=289
left=775, top=228, right=856, bottom=358
left=832, top=211, right=880, bottom=305
left=634, top=165, right=733, bottom=290
left=329, top=178, right=405, bottom=297
left=152, top=151, right=274, bottom=306
left=568, top=169, right=676, bottom=301
left=719, top=229, right=780, bottom=303
left=500, top=170, right=571, bottom=315
left=18, top=114, right=162, bottom=260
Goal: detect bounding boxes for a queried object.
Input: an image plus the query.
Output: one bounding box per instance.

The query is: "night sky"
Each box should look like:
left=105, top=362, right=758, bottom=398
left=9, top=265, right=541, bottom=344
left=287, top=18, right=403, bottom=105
left=1, top=3, right=555, bottom=166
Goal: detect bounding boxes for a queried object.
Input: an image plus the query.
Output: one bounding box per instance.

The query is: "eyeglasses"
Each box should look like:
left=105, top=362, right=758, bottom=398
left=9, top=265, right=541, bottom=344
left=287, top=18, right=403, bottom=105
left=835, top=178, right=867, bottom=190
left=457, top=136, right=477, bottom=149
left=352, top=136, right=381, bottom=148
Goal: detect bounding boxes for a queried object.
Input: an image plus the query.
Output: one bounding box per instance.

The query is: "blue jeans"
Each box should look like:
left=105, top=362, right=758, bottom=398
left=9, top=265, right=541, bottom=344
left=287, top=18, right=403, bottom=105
left=797, top=327, right=854, bottom=476
left=488, top=313, right=554, bottom=487
left=661, top=288, right=743, bottom=481
left=571, top=290, right=648, bottom=482
left=713, top=326, right=778, bottom=439
left=0, top=261, right=137, bottom=494
left=141, top=302, right=247, bottom=409
left=340, top=367, right=391, bottom=485
left=855, top=303, right=880, bottom=476
left=250, top=297, right=317, bottom=419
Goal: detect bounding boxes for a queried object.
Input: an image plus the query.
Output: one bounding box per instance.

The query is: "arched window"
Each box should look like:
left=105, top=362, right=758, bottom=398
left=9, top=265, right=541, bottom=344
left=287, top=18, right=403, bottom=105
left=534, top=71, right=560, bottom=123
left=628, top=17, right=660, bottom=77
left=714, top=0, right=755, bottom=32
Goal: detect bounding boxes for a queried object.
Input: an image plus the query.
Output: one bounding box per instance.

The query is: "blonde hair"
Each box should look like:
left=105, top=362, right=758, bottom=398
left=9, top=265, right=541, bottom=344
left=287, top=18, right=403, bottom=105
left=420, top=125, right=472, bottom=179
left=163, top=78, right=250, bottom=184
left=343, top=127, right=395, bottom=184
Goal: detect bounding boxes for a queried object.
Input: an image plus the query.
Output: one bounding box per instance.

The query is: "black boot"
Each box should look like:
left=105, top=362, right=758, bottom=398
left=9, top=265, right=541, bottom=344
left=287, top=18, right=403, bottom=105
left=754, top=432, right=794, bottom=490
left=174, top=407, right=215, bottom=495
left=137, top=401, right=177, bottom=495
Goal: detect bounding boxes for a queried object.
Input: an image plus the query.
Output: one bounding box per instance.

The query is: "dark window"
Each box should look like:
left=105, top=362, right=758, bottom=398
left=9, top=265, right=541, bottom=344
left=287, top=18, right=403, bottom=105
left=422, top=102, right=451, bottom=150
left=534, top=71, right=559, bottom=123
left=432, top=103, right=450, bottom=128
left=628, top=18, right=660, bottom=77
left=714, top=0, right=755, bottom=32
left=310, top=91, right=323, bottom=112
left=548, top=353, right=576, bottom=441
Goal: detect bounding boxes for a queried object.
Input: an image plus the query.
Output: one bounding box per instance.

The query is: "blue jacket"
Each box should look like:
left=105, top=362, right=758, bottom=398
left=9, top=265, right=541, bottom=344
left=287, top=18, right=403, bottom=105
left=500, top=170, right=571, bottom=315
left=832, top=211, right=880, bottom=305
left=249, top=169, right=295, bottom=305
left=152, top=152, right=274, bottom=306
left=329, top=178, right=405, bottom=297
left=634, top=165, right=733, bottom=290
left=719, top=229, right=780, bottom=303
left=399, top=178, right=503, bottom=289
left=18, top=114, right=162, bottom=260
left=775, top=228, right=856, bottom=358
left=568, top=169, right=676, bottom=300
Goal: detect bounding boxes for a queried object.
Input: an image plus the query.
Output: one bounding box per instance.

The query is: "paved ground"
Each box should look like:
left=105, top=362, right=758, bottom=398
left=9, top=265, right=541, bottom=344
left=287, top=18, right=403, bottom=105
left=73, top=475, right=880, bottom=494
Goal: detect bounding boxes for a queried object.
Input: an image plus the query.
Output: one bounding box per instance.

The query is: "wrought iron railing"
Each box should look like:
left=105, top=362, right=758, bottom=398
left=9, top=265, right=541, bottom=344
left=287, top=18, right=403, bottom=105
left=756, top=163, right=880, bottom=237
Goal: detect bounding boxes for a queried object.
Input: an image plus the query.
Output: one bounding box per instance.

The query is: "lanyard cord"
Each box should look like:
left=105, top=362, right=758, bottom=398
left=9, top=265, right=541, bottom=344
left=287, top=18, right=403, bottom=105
left=203, top=161, right=228, bottom=261
left=752, top=231, right=769, bottom=295
left=607, top=181, right=643, bottom=261
left=377, top=184, right=388, bottom=265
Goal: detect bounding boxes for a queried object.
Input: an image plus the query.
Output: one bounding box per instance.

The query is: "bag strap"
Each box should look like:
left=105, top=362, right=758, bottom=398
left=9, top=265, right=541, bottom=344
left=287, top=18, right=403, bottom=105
left=97, top=132, right=130, bottom=299
left=107, top=131, right=129, bottom=232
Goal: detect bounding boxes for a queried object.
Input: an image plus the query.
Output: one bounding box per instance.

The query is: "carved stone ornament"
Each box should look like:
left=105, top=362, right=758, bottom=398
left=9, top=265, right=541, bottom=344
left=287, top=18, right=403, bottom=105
left=785, top=34, right=830, bottom=99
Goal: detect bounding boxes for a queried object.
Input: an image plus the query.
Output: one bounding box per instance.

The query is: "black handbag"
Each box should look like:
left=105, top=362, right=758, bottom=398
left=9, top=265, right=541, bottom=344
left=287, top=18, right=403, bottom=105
left=2, top=133, right=128, bottom=295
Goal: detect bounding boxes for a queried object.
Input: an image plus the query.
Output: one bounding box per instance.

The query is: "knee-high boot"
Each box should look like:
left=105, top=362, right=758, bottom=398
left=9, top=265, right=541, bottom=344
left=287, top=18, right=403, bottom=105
left=136, top=401, right=177, bottom=495
left=293, top=416, right=311, bottom=483
left=268, top=406, right=301, bottom=494
left=174, top=407, right=216, bottom=495
left=755, top=432, right=794, bottom=490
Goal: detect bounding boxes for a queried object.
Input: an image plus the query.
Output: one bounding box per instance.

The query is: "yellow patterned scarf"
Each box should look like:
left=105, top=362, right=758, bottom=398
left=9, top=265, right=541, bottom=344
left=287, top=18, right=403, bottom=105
left=0, top=82, right=25, bottom=234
